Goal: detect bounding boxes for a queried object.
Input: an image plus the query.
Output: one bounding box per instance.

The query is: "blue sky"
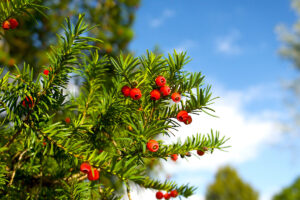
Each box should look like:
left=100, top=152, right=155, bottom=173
left=129, top=0, right=300, bottom=199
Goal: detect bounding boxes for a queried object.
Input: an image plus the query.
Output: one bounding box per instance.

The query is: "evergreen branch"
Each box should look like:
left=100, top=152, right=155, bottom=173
left=110, top=54, right=139, bottom=87
left=0, top=0, right=47, bottom=22
left=144, top=130, right=230, bottom=158
left=133, top=177, right=197, bottom=198
left=31, top=124, right=86, bottom=160
left=41, top=14, right=101, bottom=95
left=0, top=10, right=230, bottom=198
left=30, top=124, right=145, bottom=185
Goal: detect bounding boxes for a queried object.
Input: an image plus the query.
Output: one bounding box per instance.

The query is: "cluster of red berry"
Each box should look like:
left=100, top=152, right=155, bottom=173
left=151, top=75, right=181, bottom=102
left=2, top=18, right=19, bottom=30
left=176, top=110, right=192, bottom=125
left=156, top=190, right=178, bottom=199
left=151, top=75, right=170, bottom=100
left=80, top=163, right=100, bottom=181
left=121, top=85, right=142, bottom=100
left=121, top=75, right=182, bottom=102
left=22, top=96, right=34, bottom=108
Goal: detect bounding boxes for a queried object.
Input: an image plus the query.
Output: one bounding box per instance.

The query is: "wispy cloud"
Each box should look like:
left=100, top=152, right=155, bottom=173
left=149, top=9, right=175, bottom=28
left=215, top=30, right=242, bottom=55
left=167, top=39, right=198, bottom=53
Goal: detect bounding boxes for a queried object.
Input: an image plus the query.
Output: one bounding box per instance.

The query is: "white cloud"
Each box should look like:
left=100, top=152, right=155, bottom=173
left=215, top=30, right=242, bottom=55
left=149, top=9, right=175, bottom=28
left=167, top=39, right=197, bottom=53
left=160, top=83, right=283, bottom=173
left=126, top=186, right=155, bottom=200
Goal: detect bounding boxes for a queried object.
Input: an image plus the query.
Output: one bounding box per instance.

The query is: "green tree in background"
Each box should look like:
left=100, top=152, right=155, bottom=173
left=273, top=177, right=300, bottom=200
left=277, top=0, right=300, bottom=134
left=206, top=166, right=259, bottom=200
left=0, top=0, right=139, bottom=73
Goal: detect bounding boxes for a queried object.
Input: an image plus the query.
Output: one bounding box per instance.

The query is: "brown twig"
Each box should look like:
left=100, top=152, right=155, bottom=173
left=3, top=129, right=22, bottom=148
left=103, top=130, right=122, bottom=157
left=126, top=183, right=132, bottom=200
left=8, top=149, right=28, bottom=186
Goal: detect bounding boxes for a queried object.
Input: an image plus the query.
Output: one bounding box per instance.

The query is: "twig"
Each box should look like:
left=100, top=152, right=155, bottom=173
left=126, top=183, right=132, bottom=200
left=103, top=130, right=122, bottom=157
left=3, top=129, right=22, bottom=148
left=65, top=172, right=87, bottom=182
left=8, top=149, right=28, bottom=186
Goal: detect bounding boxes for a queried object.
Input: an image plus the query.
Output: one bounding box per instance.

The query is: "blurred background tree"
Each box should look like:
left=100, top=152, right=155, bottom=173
left=273, top=177, right=300, bottom=200
left=0, top=0, right=140, bottom=76
left=277, top=0, right=300, bottom=135
left=206, top=166, right=259, bottom=200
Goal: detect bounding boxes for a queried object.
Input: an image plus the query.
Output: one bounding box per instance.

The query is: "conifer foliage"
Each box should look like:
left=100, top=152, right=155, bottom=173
left=0, top=1, right=229, bottom=199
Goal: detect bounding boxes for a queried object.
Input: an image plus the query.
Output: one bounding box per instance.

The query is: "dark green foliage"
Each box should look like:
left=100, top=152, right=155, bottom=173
left=273, top=177, right=300, bottom=200
left=206, top=166, right=259, bottom=200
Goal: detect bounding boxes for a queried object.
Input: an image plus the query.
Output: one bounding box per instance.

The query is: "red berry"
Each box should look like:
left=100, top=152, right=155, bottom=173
left=150, top=89, right=161, bottom=101
left=147, top=140, right=159, bottom=152
left=121, top=85, right=131, bottom=97
left=130, top=88, right=142, bottom=100
left=160, top=86, right=171, bottom=96
left=171, top=154, right=178, bottom=161
left=184, top=115, right=192, bottom=125
left=176, top=111, right=188, bottom=122
left=164, top=193, right=171, bottom=199
left=156, top=191, right=164, bottom=199
left=99, top=149, right=103, bottom=153
left=171, top=92, right=181, bottom=103
left=80, top=163, right=91, bottom=174
left=155, top=75, right=166, bottom=87
left=9, top=18, right=18, bottom=29
left=22, top=96, right=34, bottom=108
left=43, top=69, right=49, bottom=75
left=65, top=117, right=71, bottom=124
left=42, top=142, right=47, bottom=146
left=2, top=20, right=10, bottom=30
left=170, top=190, right=178, bottom=198
left=87, top=168, right=100, bottom=181
left=197, top=150, right=205, bottom=156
